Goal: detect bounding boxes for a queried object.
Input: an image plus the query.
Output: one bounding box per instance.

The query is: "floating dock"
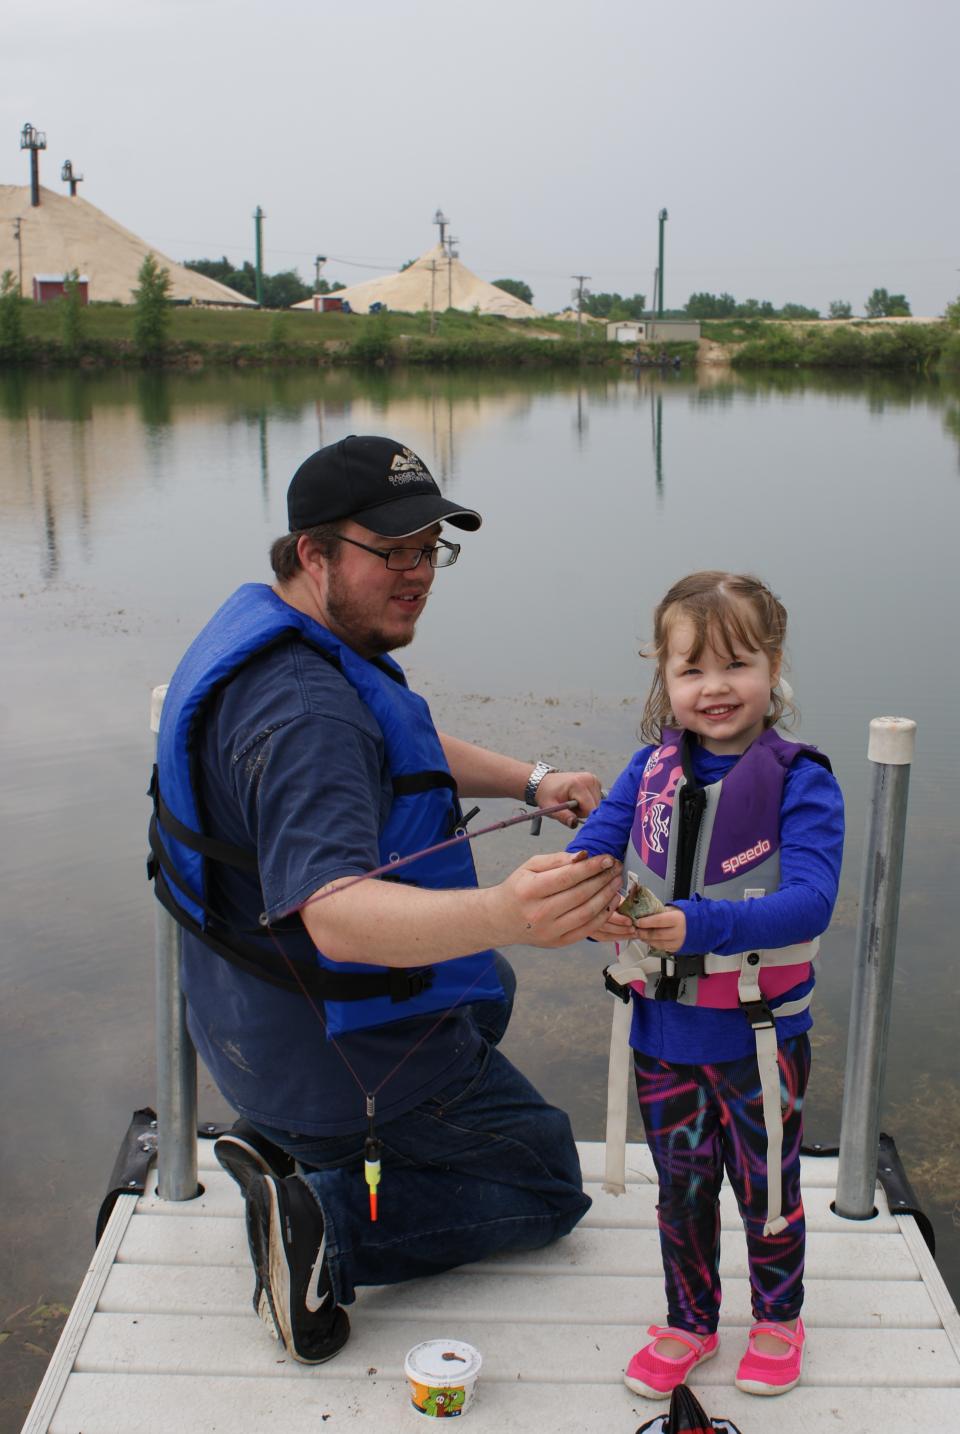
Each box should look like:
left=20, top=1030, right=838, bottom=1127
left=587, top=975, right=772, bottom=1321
left=23, top=1139, right=960, bottom=1432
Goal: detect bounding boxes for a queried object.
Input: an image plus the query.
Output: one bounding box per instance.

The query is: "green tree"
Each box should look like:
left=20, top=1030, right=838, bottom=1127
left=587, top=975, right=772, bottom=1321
left=0, top=269, right=26, bottom=359
left=263, top=269, right=312, bottom=308
left=828, top=300, right=853, bottom=319
left=185, top=256, right=323, bottom=308
left=865, top=287, right=912, bottom=318
left=133, top=252, right=172, bottom=358
left=184, top=255, right=236, bottom=286
left=492, top=277, right=534, bottom=306
left=60, top=269, right=86, bottom=356
left=779, top=302, right=820, bottom=320
left=737, top=298, right=777, bottom=318
left=945, top=294, right=960, bottom=326
left=581, top=290, right=646, bottom=319
left=685, top=291, right=737, bottom=319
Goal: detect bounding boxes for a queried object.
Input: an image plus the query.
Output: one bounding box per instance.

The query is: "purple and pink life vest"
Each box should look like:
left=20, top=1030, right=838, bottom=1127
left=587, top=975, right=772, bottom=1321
left=622, top=726, right=831, bottom=1009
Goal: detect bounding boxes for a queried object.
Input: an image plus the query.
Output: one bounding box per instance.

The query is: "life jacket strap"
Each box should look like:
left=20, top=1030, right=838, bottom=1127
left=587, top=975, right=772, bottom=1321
left=150, top=849, right=436, bottom=1007
left=149, top=767, right=258, bottom=872
left=391, top=770, right=458, bottom=797
left=601, top=944, right=815, bottom=1205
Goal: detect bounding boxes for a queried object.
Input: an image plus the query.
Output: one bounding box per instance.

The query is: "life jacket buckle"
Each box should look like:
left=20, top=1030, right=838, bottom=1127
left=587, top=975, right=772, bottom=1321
left=672, top=953, right=706, bottom=980
left=389, top=967, right=436, bottom=1003
left=603, top=966, right=631, bottom=1003
left=740, top=996, right=775, bottom=1030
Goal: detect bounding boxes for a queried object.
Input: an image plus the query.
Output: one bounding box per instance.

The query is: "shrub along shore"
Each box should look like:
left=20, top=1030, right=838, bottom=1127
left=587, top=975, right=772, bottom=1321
left=0, top=299, right=957, bottom=372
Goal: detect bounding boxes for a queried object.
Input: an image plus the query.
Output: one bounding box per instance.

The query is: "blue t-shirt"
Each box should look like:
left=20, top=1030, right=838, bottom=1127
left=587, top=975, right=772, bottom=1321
left=571, top=737, right=845, bottom=1063
left=180, top=637, right=481, bottom=1136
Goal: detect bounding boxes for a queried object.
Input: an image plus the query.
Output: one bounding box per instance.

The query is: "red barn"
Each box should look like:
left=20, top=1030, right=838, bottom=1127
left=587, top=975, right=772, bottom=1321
left=33, top=273, right=90, bottom=304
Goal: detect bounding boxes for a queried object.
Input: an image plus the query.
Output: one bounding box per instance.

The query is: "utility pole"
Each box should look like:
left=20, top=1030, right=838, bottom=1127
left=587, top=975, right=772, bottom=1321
left=314, top=254, right=326, bottom=290
left=429, top=260, right=438, bottom=334
left=657, top=208, right=668, bottom=318
left=20, top=123, right=47, bottom=208
left=253, top=206, right=265, bottom=307
left=13, top=219, right=23, bottom=296
left=433, top=208, right=450, bottom=252
left=572, top=274, right=591, bottom=340
left=446, top=234, right=458, bottom=310
left=61, top=159, right=83, bottom=197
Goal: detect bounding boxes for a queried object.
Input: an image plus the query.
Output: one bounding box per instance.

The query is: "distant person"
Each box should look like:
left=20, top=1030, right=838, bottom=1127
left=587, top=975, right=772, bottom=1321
left=572, top=571, right=844, bottom=1399
left=149, top=434, right=628, bottom=1363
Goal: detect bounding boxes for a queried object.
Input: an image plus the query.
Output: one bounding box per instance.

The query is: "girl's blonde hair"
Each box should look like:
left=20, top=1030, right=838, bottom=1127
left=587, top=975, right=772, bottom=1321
left=640, top=571, right=795, bottom=743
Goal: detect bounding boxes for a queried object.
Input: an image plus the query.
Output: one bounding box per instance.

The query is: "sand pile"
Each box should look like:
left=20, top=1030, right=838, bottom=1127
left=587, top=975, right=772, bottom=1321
left=0, top=185, right=253, bottom=305
left=293, top=244, right=542, bottom=319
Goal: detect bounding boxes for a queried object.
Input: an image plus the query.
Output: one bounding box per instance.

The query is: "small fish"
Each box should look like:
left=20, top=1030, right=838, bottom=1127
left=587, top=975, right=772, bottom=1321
left=617, top=880, right=665, bottom=922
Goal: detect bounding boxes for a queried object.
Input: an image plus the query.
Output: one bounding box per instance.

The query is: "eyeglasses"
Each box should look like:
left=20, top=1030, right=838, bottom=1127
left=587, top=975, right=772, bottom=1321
left=331, top=534, right=461, bottom=571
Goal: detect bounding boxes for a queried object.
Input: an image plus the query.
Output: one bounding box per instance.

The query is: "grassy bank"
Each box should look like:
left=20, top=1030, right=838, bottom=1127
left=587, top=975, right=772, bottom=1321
left=0, top=302, right=633, bottom=370
left=702, top=318, right=960, bottom=372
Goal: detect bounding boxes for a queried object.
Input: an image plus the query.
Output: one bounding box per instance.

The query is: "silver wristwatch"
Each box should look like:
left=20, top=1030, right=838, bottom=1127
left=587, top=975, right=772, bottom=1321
left=524, top=760, right=557, bottom=807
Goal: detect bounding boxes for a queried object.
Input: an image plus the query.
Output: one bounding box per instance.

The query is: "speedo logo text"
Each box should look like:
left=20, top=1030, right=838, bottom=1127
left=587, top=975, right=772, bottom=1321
left=721, top=839, right=771, bottom=875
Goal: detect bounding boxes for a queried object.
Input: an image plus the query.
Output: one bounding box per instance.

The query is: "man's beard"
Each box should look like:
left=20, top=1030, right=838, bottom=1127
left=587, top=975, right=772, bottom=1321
left=325, top=569, right=417, bottom=658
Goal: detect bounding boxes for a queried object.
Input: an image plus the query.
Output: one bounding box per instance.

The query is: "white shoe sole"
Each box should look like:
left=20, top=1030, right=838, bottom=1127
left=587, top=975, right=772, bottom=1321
left=624, top=1339, right=718, bottom=1399
left=735, top=1370, right=801, bottom=1396
left=263, top=1178, right=295, bottom=1351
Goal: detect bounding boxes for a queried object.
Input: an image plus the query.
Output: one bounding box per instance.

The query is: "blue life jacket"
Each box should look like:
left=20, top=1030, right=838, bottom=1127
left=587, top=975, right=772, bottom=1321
left=149, top=582, right=504, bottom=1037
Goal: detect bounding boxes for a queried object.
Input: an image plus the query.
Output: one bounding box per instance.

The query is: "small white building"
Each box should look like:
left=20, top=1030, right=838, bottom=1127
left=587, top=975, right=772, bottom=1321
left=606, top=318, right=701, bottom=343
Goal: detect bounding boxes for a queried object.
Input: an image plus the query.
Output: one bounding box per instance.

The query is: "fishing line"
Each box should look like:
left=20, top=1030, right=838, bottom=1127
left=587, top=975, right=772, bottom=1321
left=255, top=798, right=580, bottom=1220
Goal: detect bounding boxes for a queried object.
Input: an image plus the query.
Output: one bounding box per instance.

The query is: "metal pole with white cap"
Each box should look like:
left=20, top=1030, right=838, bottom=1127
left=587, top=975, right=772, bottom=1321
left=151, top=683, right=199, bottom=1201
left=835, top=715, right=917, bottom=1219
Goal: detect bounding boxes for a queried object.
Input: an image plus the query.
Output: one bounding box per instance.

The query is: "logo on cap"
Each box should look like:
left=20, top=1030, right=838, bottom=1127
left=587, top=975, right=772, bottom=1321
left=388, top=448, right=430, bottom=486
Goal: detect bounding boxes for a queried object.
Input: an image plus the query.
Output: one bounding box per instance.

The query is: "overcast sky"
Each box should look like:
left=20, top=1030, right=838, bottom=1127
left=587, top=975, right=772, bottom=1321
left=5, top=0, right=958, bottom=316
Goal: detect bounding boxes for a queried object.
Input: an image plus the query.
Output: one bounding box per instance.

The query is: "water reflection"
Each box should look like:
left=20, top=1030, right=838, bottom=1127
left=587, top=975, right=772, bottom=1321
left=2, top=363, right=960, bottom=1428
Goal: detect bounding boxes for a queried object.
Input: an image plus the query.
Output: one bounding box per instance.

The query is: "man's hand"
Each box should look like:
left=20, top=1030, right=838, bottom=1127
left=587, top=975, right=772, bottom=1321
left=586, top=908, right=638, bottom=943
left=493, top=850, right=624, bottom=947
left=633, top=906, right=687, bottom=953
left=535, top=769, right=604, bottom=828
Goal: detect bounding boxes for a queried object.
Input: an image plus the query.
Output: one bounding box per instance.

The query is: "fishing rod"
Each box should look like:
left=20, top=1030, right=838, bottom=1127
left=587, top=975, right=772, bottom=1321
left=259, top=799, right=580, bottom=925
left=256, top=796, right=583, bottom=1221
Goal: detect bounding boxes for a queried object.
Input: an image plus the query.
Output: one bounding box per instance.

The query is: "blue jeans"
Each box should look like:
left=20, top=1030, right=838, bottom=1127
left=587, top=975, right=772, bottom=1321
left=253, top=960, right=591, bottom=1305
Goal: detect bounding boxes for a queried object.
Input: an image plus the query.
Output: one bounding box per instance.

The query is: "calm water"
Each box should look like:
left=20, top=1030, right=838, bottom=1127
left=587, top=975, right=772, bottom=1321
left=2, top=364, right=959, bottom=1428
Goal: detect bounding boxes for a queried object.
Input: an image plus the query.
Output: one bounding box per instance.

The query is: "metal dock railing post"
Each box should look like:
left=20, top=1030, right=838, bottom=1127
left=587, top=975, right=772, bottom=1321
left=151, top=683, right=199, bottom=1201
left=835, top=715, right=917, bottom=1219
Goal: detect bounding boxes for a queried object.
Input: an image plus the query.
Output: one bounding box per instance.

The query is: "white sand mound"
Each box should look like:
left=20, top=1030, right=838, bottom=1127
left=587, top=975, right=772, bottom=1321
left=0, top=185, right=253, bottom=305
left=293, top=244, right=541, bottom=319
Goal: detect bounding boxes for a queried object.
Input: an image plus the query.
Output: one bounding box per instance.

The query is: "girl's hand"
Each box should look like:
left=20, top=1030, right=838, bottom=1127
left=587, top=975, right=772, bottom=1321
left=633, top=906, right=687, bottom=953
left=585, top=909, right=638, bottom=943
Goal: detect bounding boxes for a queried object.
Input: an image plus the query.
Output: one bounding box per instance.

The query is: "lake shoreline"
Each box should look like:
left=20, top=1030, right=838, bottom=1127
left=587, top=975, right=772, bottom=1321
left=2, top=305, right=957, bottom=373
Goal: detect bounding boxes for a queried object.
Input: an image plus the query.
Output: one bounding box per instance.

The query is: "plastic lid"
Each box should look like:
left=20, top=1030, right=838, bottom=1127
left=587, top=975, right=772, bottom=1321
left=404, top=1339, right=482, bottom=1384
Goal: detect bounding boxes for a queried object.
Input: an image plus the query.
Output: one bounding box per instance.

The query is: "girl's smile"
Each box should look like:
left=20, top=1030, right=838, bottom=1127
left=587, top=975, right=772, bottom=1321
left=664, top=616, right=780, bottom=756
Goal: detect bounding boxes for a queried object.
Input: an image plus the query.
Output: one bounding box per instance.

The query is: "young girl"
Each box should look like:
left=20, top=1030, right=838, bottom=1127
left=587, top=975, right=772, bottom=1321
left=575, top=571, right=844, bottom=1399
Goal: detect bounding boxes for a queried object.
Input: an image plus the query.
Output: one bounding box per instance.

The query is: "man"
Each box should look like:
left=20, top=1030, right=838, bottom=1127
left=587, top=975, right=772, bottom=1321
left=150, top=434, right=626, bottom=1364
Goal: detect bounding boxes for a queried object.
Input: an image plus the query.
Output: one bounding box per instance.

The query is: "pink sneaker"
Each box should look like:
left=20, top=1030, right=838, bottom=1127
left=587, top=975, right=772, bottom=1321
left=624, top=1325, right=720, bottom=1399
left=735, top=1318, right=805, bottom=1395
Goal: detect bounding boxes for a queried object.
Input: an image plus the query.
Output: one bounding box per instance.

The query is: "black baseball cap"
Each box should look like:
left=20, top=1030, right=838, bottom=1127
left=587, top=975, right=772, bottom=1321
left=287, top=435, right=482, bottom=538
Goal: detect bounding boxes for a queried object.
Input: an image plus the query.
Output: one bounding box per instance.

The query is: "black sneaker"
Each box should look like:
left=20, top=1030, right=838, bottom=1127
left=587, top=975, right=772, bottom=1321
left=244, top=1172, right=350, bottom=1364
left=214, top=1119, right=296, bottom=1194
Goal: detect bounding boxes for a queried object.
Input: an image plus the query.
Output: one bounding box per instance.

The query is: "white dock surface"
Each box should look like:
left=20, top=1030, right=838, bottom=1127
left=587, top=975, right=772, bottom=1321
left=24, top=1141, right=960, bottom=1433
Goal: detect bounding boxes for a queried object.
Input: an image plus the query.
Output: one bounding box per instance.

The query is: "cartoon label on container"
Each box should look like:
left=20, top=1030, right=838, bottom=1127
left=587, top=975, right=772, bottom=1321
left=404, top=1339, right=482, bottom=1418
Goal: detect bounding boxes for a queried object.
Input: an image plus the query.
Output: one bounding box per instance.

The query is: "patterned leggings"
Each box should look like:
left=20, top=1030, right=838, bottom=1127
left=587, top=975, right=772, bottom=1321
left=633, top=1034, right=810, bottom=1335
